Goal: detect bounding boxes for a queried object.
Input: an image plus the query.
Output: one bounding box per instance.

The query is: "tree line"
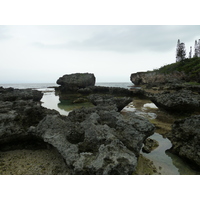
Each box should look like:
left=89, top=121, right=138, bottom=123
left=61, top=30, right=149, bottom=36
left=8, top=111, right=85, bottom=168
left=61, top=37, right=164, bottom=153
left=176, top=39, right=200, bottom=62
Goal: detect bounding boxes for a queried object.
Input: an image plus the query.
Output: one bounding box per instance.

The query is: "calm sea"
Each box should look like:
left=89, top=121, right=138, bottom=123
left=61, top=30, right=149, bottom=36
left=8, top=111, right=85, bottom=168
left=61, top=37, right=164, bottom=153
left=0, top=82, right=134, bottom=89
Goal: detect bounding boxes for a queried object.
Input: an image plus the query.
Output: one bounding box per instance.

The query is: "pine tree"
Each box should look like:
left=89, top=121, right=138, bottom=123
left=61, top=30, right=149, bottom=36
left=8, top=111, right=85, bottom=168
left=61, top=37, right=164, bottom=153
left=176, top=39, right=186, bottom=62
left=189, top=46, right=192, bottom=59
left=198, top=39, right=200, bottom=57
left=194, top=40, right=198, bottom=57
left=176, top=39, right=180, bottom=62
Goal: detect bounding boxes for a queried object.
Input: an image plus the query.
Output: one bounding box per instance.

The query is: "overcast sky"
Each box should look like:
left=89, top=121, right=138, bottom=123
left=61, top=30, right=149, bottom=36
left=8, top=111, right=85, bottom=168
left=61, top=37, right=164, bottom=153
left=1, top=25, right=200, bottom=83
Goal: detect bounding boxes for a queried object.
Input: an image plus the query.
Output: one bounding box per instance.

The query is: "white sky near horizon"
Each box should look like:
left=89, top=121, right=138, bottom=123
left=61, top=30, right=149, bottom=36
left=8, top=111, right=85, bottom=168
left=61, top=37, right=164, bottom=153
left=0, top=25, right=200, bottom=84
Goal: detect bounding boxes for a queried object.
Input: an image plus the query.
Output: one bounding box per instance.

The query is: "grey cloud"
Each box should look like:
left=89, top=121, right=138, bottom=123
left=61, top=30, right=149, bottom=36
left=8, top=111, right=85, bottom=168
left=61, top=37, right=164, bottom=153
left=34, top=25, right=200, bottom=53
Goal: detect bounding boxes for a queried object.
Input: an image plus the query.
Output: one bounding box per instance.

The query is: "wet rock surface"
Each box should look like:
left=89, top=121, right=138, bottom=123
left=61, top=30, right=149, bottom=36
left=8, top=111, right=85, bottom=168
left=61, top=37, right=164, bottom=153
left=167, top=115, right=200, bottom=169
left=0, top=147, right=69, bottom=175
left=134, top=154, right=159, bottom=175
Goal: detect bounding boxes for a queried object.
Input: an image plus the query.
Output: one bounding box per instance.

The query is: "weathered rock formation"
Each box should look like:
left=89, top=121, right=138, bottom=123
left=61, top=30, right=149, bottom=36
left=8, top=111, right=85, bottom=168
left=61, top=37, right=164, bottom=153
left=130, top=71, right=186, bottom=86
left=167, top=115, right=200, bottom=169
left=0, top=87, right=155, bottom=175
left=0, top=87, right=56, bottom=151
left=78, top=86, right=134, bottom=97
left=88, top=94, right=133, bottom=112
left=149, top=90, right=200, bottom=113
left=57, top=73, right=96, bottom=92
left=31, top=106, right=155, bottom=175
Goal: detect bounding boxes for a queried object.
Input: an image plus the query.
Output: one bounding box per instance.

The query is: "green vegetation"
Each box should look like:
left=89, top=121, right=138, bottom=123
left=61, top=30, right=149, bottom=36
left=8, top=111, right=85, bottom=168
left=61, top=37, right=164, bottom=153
left=185, top=82, right=200, bottom=86
left=153, top=57, right=200, bottom=82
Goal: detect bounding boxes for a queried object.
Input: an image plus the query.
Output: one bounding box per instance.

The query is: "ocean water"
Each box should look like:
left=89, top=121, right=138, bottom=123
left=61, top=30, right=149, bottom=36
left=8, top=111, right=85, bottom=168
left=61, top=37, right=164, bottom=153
left=0, top=82, right=134, bottom=89
left=1, top=82, right=199, bottom=175
left=0, top=83, right=59, bottom=89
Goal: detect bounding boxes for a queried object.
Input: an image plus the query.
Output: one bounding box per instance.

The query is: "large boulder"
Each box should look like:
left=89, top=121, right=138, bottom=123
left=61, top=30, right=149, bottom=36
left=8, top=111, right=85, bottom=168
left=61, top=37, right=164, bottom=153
left=149, top=90, right=200, bottom=113
left=167, top=115, right=200, bottom=169
left=56, top=73, right=96, bottom=92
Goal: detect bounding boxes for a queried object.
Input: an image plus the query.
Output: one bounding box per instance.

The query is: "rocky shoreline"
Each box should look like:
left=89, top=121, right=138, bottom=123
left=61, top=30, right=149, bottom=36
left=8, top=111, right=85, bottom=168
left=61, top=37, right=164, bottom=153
left=1, top=71, right=200, bottom=174
left=0, top=74, right=155, bottom=175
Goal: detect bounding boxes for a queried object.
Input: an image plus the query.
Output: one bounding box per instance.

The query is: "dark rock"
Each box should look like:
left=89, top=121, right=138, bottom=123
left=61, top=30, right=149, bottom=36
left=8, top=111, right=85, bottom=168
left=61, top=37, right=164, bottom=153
left=57, top=73, right=95, bottom=92
left=167, top=115, right=200, bottom=169
left=149, top=90, right=200, bottom=113
left=0, top=87, right=43, bottom=101
left=78, top=86, right=134, bottom=96
left=0, top=99, right=56, bottom=151
left=32, top=106, right=155, bottom=175
left=88, top=94, right=133, bottom=112
left=142, top=138, right=159, bottom=153
left=0, top=87, right=55, bottom=151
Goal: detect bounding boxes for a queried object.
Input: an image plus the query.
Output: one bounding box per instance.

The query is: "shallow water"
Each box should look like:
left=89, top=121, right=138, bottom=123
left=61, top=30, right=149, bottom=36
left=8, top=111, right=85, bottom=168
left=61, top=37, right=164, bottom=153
left=41, top=91, right=70, bottom=116
left=123, top=98, right=200, bottom=175
left=41, top=88, right=95, bottom=115
left=142, top=133, right=200, bottom=175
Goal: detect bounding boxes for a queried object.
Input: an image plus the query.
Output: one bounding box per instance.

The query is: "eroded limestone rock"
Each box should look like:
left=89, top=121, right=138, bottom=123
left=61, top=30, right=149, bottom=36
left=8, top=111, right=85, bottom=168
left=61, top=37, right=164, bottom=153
left=167, top=115, right=200, bottom=169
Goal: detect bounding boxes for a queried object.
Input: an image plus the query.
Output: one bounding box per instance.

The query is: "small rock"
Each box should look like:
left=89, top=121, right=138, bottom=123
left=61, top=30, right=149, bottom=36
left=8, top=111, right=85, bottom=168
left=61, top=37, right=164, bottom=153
left=142, top=138, right=159, bottom=153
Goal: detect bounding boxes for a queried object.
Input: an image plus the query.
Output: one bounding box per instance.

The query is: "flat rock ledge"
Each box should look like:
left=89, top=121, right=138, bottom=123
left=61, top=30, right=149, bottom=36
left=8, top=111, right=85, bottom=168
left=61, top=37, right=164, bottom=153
left=0, top=87, right=155, bottom=175
left=149, top=89, right=200, bottom=113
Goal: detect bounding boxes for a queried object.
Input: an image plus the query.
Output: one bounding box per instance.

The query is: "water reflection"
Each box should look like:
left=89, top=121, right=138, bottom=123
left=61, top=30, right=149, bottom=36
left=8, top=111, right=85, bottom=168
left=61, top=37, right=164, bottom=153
left=143, top=133, right=200, bottom=175
left=142, top=133, right=180, bottom=175
left=166, top=150, right=200, bottom=175
left=41, top=92, right=69, bottom=116
left=58, top=100, right=94, bottom=112
left=41, top=90, right=94, bottom=116
left=123, top=101, right=157, bottom=119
